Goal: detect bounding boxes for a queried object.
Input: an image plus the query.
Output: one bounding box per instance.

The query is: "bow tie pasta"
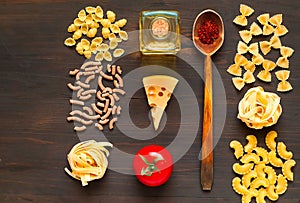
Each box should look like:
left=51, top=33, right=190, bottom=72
left=275, top=70, right=293, bottom=92
left=233, top=4, right=254, bottom=26
left=229, top=4, right=294, bottom=92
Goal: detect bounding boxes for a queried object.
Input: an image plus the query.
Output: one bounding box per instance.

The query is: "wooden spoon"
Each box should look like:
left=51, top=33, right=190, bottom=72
left=192, top=9, right=224, bottom=191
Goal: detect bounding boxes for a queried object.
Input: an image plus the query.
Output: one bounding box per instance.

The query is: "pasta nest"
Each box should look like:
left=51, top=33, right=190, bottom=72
left=64, top=140, right=113, bottom=186
left=237, top=86, right=282, bottom=129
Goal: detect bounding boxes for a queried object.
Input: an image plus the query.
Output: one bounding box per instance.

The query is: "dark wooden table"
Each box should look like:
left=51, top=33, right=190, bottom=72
left=0, top=0, right=299, bottom=202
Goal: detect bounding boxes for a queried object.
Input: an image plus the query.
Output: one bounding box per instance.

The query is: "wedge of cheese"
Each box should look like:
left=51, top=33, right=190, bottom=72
left=143, top=75, right=178, bottom=130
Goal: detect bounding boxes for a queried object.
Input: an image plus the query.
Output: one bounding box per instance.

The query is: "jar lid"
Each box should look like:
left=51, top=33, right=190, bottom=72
left=151, top=17, right=170, bottom=39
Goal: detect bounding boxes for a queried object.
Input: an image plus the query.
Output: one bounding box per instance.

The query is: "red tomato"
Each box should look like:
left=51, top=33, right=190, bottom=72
left=133, top=145, right=173, bottom=187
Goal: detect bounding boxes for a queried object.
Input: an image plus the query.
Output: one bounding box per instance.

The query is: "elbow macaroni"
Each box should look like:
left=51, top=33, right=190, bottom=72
left=230, top=131, right=296, bottom=203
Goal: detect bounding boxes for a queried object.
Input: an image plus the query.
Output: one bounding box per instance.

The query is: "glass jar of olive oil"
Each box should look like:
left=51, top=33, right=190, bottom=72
left=139, top=10, right=181, bottom=55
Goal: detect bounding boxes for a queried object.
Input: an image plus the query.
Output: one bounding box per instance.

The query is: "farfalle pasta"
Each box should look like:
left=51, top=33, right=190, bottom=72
left=237, top=41, right=259, bottom=55
left=257, top=59, right=277, bottom=82
left=233, top=4, right=254, bottom=26
left=239, top=22, right=262, bottom=44
left=259, top=35, right=281, bottom=55
left=275, top=70, right=292, bottom=92
left=243, top=62, right=256, bottom=73
left=276, top=46, right=294, bottom=68
left=227, top=53, right=248, bottom=76
left=232, top=70, right=255, bottom=91
left=243, top=54, right=264, bottom=73
left=230, top=131, right=296, bottom=203
left=228, top=4, right=295, bottom=92
left=257, top=13, right=275, bottom=35
left=269, top=14, right=289, bottom=36
left=237, top=86, right=282, bottom=129
left=252, top=54, right=264, bottom=65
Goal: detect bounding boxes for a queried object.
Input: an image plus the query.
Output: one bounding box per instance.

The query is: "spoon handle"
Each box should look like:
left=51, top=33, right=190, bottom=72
left=201, top=55, right=213, bottom=191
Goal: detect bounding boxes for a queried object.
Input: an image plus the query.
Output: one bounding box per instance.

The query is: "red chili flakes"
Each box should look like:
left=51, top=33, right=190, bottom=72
left=197, top=19, right=219, bottom=44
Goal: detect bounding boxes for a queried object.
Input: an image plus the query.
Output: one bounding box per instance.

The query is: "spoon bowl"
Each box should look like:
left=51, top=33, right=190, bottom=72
left=192, top=9, right=224, bottom=191
left=192, top=9, right=224, bottom=56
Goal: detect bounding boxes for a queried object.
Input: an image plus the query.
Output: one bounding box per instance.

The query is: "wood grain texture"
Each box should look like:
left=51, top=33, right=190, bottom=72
left=201, top=55, right=213, bottom=190
left=0, top=0, right=300, bottom=203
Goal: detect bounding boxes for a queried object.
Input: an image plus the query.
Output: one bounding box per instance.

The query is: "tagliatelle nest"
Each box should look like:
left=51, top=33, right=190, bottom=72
left=237, top=86, right=282, bottom=129
left=64, top=140, right=113, bottom=186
